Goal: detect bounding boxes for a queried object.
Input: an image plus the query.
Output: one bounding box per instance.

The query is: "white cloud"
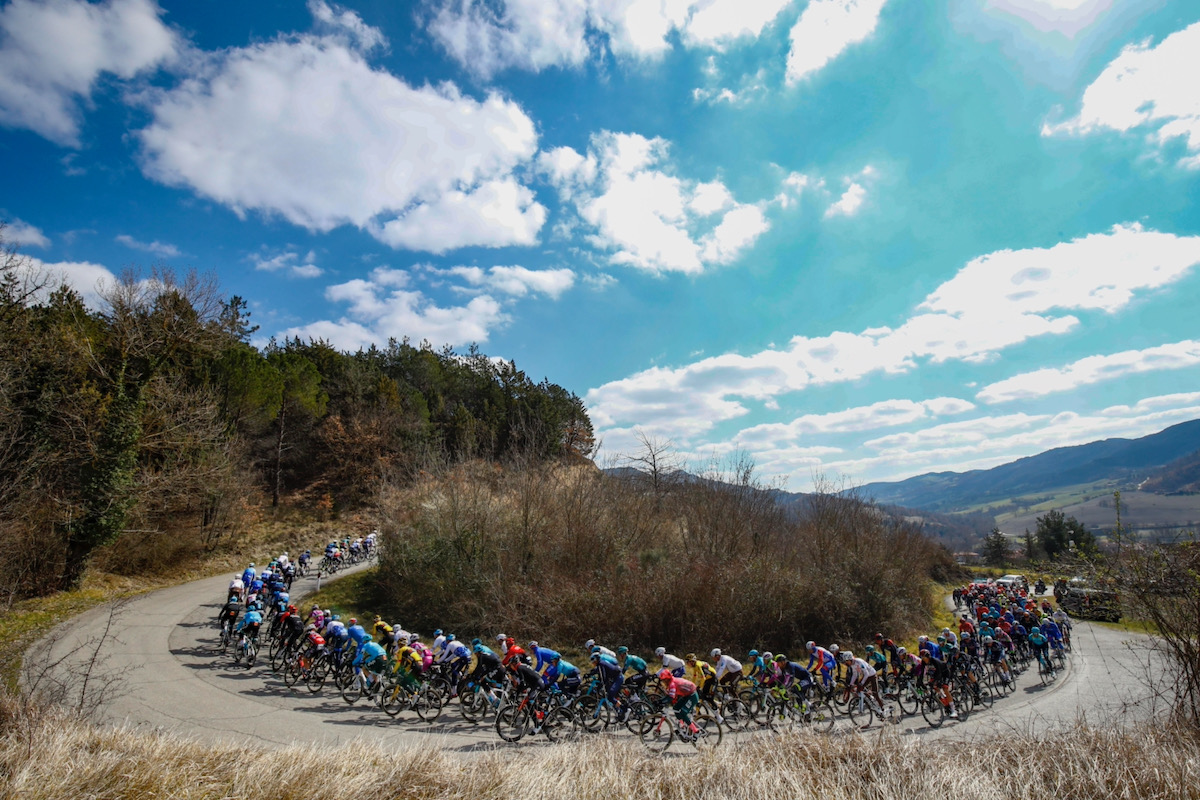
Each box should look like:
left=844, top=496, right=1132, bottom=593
left=684, top=0, right=793, bottom=48
left=137, top=14, right=541, bottom=253
left=3, top=218, right=49, bottom=248
left=825, top=181, right=867, bottom=217
left=250, top=249, right=323, bottom=279
left=283, top=266, right=508, bottom=350
left=115, top=233, right=180, bottom=258
left=542, top=131, right=770, bottom=273
left=733, top=397, right=977, bottom=445
left=978, top=340, right=1200, bottom=404
left=786, top=0, right=888, bottom=85
left=1045, top=21, right=1200, bottom=168
left=15, top=254, right=117, bottom=307
left=438, top=264, right=577, bottom=298
left=586, top=223, right=1200, bottom=441
left=307, top=0, right=386, bottom=52
left=583, top=272, right=618, bottom=290
left=774, top=172, right=812, bottom=209
left=371, top=178, right=546, bottom=253
left=0, top=0, right=178, bottom=146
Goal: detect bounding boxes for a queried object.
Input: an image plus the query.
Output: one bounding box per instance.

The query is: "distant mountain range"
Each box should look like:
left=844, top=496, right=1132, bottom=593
left=856, top=419, right=1200, bottom=513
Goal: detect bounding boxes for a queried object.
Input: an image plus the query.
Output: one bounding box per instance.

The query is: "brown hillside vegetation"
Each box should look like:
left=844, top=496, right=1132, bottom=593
left=2, top=700, right=1196, bottom=800
left=373, top=457, right=957, bottom=654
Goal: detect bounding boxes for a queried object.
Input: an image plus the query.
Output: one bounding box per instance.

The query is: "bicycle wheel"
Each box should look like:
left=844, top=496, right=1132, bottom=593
left=544, top=706, right=580, bottom=743
left=763, top=695, right=790, bottom=732
left=1053, top=648, right=1066, bottom=670
left=896, top=682, right=919, bottom=717
left=639, top=712, right=674, bottom=753
left=270, top=646, right=288, bottom=673
left=1038, top=659, right=1051, bottom=686
left=246, top=641, right=258, bottom=668
left=691, top=713, right=722, bottom=751
left=972, top=681, right=993, bottom=710
left=847, top=693, right=874, bottom=729
left=800, top=697, right=836, bottom=733
left=283, top=660, right=302, bottom=688
left=307, top=655, right=328, bottom=693
left=232, top=642, right=244, bottom=665
left=342, top=674, right=365, bottom=704
left=380, top=681, right=407, bottom=717
left=720, top=696, right=752, bottom=731
left=414, top=685, right=442, bottom=722
left=575, top=695, right=611, bottom=733
left=496, top=704, right=531, bottom=742
left=623, top=699, right=652, bottom=734
left=920, top=695, right=946, bottom=728
left=460, top=687, right=489, bottom=723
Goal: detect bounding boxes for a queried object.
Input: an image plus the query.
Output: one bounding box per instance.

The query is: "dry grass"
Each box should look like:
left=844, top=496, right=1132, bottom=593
left=3, top=698, right=1198, bottom=800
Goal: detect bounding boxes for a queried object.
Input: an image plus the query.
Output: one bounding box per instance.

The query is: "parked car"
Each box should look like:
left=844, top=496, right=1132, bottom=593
left=996, top=574, right=1028, bottom=591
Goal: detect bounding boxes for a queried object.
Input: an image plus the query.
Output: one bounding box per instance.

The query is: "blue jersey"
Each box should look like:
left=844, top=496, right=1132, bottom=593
left=241, top=567, right=256, bottom=584
left=532, top=646, right=560, bottom=671
left=237, top=610, right=263, bottom=630
left=354, top=641, right=386, bottom=666
left=347, top=624, right=370, bottom=645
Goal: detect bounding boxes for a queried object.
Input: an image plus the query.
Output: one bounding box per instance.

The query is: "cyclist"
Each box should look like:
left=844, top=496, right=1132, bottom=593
left=432, top=629, right=447, bottom=657
left=346, top=617, right=371, bottom=652
left=393, top=638, right=425, bottom=692
left=1041, top=617, right=1064, bottom=654
left=982, top=635, right=1013, bottom=688
left=864, top=645, right=889, bottom=689
left=352, top=637, right=388, bottom=689
left=774, top=655, right=815, bottom=699
left=657, top=669, right=700, bottom=734
left=280, top=605, right=305, bottom=652
left=918, top=650, right=958, bottom=720
left=745, top=650, right=766, bottom=683
left=216, top=595, right=241, bottom=634
left=585, top=638, right=617, bottom=659
left=530, top=641, right=561, bottom=674
left=228, top=574, right=245, bottom=602
left=617, top=646, right=650, bottom=695
left=439, top=635, right=472, bottom=689
left=240, top=563, right=257, bottom=586
left=805, top=641, right=836, bottom=688
left=543, top=655, right=582, bottom=696
left=654, top=647, right=686, bottom=677
left=894, top=646, right=921, bottom=679
left=590, top=651, right=627, bottom=718
left=684, top=653, right=716, bottom=702
left=711, top=649, right=743, bottom=688
left=843, top=650, right=886, bottom=719
left=1028, top=625, right=1053, bottom=676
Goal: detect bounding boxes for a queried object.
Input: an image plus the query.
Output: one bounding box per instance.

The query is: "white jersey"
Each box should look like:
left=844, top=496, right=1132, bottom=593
left=850, top=657, right=877, bottom=682
left=432, top=634, right=447, bottom=655
left=441, top=640, right=470, bottom=662
left=715, top=655, right=743, bottom=678
left=229, top=578, right=244, bottom=593
left=661, top=653, right=685, bottom=672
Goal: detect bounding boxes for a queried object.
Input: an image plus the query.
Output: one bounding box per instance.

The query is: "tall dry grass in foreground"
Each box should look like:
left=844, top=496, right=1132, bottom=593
left=3, top=700, right=1197, bottom=800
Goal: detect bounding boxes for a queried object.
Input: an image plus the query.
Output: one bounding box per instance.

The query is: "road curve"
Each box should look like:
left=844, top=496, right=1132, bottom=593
left=28, top=569, right=1160, bottom=752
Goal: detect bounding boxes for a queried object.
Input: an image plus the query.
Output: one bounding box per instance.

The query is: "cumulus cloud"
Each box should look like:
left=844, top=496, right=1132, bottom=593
left=307, top=0, right=386, bottom=51
left=541, top=132, right=769, bottom=273
left=115, top=233, right=180, bottom=258
left=586, top=223, right=1200, bottom=441
left=250, top=249, right=322, bottom=279
left=1045, top=21, right=1200, bottom=168
left=786, top=0, right=888, bottom=85
left=434, top=264, right=577, bottom=299
left=14, top=254, right=117, bottom=307
left=978, top=340, right=1200, bottom=404
left=0, top=0, right=178, bottom=146
left=3, top=218, right=49, bottom=248
left=137, top=13, right=542, bottom=254
left=282, top=266, right=508, bottom=351
left=986, top=0, right=1112, bottom=37
left=427, top=0, right=806, bottom=79
left=733, top=397, right=977, bottom=445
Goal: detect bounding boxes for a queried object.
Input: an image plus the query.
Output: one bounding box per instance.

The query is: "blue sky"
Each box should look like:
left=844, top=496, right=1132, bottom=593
left=3, top=0, right=1200, bottom=489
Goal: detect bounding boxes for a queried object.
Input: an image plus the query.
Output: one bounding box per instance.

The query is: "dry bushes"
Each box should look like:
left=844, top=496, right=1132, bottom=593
left=375, top=458, right=953, bottom=654
left=3, top=698, right=1197, bottom=800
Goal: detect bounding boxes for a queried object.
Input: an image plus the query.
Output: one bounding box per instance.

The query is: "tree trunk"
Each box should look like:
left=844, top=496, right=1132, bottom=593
left=272, top=404, right=286, bottom=507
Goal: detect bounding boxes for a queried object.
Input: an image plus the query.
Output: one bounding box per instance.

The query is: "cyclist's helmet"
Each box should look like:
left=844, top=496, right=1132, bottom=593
left=528, top=640, right=538, bottom=650
left=865, top=645, right=875, bottom=654
left=710, top=648, right=721, bottom=659
left=748, top=649, right=758, bottom=657
left=774, top=654, right=787, bottom=663
left=829, top=644, right=840, bottom=655
left=434, top=629, right=443, bottom=637
left=409, top=633, right=420, bottom=644
left=617, top=646, right=628, bottom=655
left=762, top=651, right=773, bottom=662
left=1031, top=626, right=1041, bottom=634
left=585, top=639, right=596, bottom=649
left=655, top=647, right=666, bottom=657
left=589, top=652, right=601, bottom=662
left=658, top=669, right=673, bottom=681
left=472, top=643, right=483, bottom=654
left=983, top=635, right=994, bottom=644
left=936, top=635, right=947, bottom=644
left=348, top=618, right=357, bottom=625
left=229, top=595, right=239, bottom=604
left=472, top=638, right=482, bottom=646
left=918, top=635, right=928, bottom=643
left=446, top=634, right=455, bottom=642
left=897, top=647, right=907, bottom=656
left=287, top=604, right=297, bottom=613
left=961, top=632, right=972, bottom=639
left=884, top=638, right=895, bottom=647
left=874, top=633, right=884, bottom=641
left=805, top=641, right=815, bottom=651
left=496, top=633, right=507, bottom=642
left=685, top=653, right=696, bottom=661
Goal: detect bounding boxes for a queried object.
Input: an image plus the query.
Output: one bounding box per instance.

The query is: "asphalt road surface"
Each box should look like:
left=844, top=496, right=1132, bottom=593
left=28, top=569, right=1162, bottom=753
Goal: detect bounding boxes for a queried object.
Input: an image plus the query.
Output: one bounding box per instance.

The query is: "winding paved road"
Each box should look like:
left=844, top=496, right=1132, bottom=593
left=28, top=568, right=1161, bottom=752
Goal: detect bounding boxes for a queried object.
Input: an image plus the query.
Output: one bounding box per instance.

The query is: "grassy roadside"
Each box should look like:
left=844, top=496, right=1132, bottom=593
left=2, top=698, right=1195, bottom=799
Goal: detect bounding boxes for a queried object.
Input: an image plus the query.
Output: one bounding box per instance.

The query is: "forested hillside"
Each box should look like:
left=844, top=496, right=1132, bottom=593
left=0, top=240, right=592, bottom=599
